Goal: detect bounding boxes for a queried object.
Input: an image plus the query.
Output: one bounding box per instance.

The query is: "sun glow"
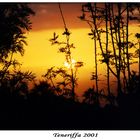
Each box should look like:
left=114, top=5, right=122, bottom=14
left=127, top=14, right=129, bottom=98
left=64, top=59, right=76, bottom=69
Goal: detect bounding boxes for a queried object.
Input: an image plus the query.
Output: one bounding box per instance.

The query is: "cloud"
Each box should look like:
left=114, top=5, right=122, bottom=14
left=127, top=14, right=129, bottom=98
left=29, top=3, right=87, bottom=31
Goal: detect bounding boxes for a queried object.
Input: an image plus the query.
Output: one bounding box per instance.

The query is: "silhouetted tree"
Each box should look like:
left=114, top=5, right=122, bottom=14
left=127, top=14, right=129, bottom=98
left=48, top=4, right=83, bottom=100
left=31, top=80, right=55, bottom=97
left=0, top=4, right=34, bottom=84
left=83, top=87, right=98, bottom=105
left=135, top=33, right=140, bottom=80
left=0, top=70, right=35, bottom=96
left=43, top=66, right=71, bottom=95
left=105, top=3, right=111, bottom=95
left=80, top=3, right=140, bottom=104
left=80, top=3, right=100, bottom=94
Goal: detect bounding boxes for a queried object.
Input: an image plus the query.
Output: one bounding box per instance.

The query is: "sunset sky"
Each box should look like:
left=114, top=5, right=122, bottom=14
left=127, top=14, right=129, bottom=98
left=16, top=3, right=139, bottom=95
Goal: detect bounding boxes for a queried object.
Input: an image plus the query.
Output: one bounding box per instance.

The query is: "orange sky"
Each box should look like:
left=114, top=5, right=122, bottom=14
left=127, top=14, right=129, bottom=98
left=30, top=3, right=88, bottom=30
left=15, top=3, right=140, bottom=95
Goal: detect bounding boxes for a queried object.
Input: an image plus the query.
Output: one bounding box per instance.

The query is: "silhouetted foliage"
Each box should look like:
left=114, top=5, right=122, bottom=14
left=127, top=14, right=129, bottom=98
left=79, top=3, right=140, bottom=105
left=49, top=29, right=83, bottom=99
left=135, top=33, right=140, bottom=80
left=83, top=87, right=98, bottom=105
left=0, top=4, right=34, bottom=59
left=0, top=4, right=35, bottom=85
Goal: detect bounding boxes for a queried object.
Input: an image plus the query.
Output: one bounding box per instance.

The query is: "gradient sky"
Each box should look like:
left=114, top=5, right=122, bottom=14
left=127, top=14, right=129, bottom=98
left=16, top=3, right=95, bottom=95
left=16, top=3, right=139, bottom=95
left=30, top=3, right=88, bottom=30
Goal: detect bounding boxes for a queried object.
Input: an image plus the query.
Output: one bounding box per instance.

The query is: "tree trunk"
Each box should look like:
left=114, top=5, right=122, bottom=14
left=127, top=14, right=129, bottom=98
left=117, top=4, right=122, bottom=96
left=105, top=3, right=110, bottom=96
left=126, top=4, right=131, bottom=92
left=93, top=3, right=99, bottom=94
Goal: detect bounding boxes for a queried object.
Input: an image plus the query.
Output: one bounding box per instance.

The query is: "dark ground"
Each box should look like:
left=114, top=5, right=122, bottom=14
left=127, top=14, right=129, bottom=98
left=0, top=91, right=140, bottom=130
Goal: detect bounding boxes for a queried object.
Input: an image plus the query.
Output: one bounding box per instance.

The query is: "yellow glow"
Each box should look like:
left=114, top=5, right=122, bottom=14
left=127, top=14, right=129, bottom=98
left=64, top=59, right=76, bottom=69
left=64, top=61, right=70, bottom=69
